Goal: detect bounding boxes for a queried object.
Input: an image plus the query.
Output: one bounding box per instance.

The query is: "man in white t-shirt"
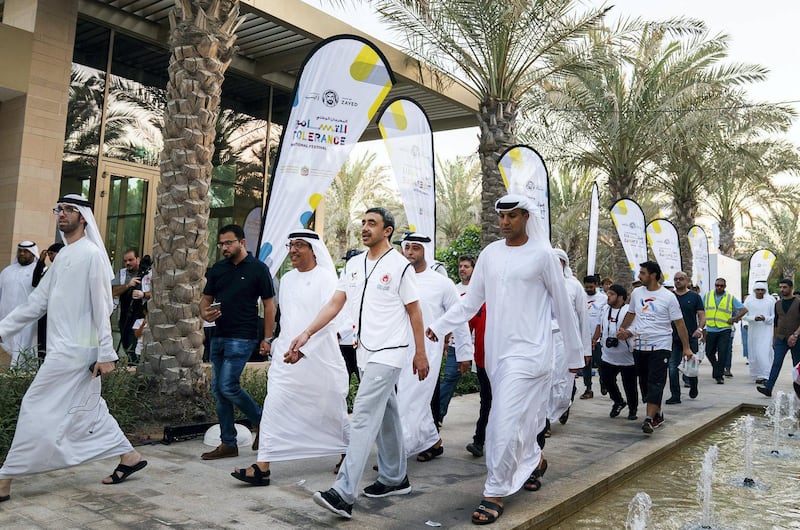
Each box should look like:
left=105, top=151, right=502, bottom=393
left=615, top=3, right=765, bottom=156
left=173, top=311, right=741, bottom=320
left=582, top=275, right=607, bottom=399
left=617, top=261, right=693, bottom=434
left=289, top=207, right=427, bottom=520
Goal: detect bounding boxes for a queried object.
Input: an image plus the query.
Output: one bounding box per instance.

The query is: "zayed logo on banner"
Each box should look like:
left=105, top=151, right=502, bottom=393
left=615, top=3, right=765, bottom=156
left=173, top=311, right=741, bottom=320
left=646, top=219, right=682, bottom=283
left=748, top=248, right=776, bottom=294
left=610, top=199, right=647, bottom=281
left=258, top=35, right=396, bottom=275
left=497, top=145, right=550, bottom=240
left=688, top=225, right=710, bottom=294
left=378, top=98, right=435, bottom=255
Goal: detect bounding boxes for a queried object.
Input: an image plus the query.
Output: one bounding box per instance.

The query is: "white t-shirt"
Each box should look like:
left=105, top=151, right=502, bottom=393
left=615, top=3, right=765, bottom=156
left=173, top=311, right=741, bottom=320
left=336, top=248, right=419, bottom=369
left=599, top=303, right=634, bottom=366
left=627, top=286, right=683, bottom=351
left=586, top=291, right=608, bottom=331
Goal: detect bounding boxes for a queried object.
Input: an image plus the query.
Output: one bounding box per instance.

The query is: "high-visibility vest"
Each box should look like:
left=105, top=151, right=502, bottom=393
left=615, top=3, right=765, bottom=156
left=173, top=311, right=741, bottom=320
left=704, top=292, right=734, bottom=329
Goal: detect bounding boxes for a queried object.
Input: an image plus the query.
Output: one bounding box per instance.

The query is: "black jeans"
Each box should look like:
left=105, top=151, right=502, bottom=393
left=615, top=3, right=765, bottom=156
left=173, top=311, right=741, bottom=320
left=633, top=349, right=670, bottom=406
left=583, top=343, right=603, bottom=390
left=705, top=329, right=732, bottom=380
left=600, top=360, right=638, bottom=414
left=473, top=366, right=492, bottom=446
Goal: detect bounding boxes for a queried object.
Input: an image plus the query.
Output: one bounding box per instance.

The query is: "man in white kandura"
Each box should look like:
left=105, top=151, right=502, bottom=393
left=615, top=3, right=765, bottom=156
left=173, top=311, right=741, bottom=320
left=743, top=281, right=774, bottom=385
left=231, top=229, right=349, bottom=486
left=426, top=194, right=583, bottom=525
left=0, top=195, right=146, bottom=504
left=0, top=240, right=39, bottom=367
left=399, top=233, right=473, bottom=462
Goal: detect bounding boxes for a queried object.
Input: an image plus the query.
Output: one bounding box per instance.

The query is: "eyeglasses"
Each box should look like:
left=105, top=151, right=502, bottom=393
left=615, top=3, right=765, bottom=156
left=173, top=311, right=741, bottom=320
left=217, top=239, right=240, bottom=248
left=52, top=205, right=80, bottom=215
left=714, top=284, right=725, bottom=287
left=285, top=241, right=310, bottom=250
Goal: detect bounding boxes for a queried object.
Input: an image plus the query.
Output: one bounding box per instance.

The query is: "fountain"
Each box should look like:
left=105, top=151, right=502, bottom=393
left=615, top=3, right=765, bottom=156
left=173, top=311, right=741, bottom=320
left=625, top=492, right=652, bottom=530
left=697, top=445, right=719, bottom=529
left=766, top=391, right=786, bottom=454
left=787, top=391, right=798, bottom=437
left=740, top=415, right=755, bottom=487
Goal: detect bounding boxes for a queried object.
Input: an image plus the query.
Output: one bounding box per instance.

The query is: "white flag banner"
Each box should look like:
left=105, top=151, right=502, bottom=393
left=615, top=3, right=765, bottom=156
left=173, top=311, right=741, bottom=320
left=748, top=248, right=776, bottom=294
left=258, top=35, right=395, bottom=275
left=587, top=182, right=599, bottom=276
left=378, top=97, right=435, bottom=257
left=646, top=218, right=682, bottom=283
left=688, top=225, right=711, bottom=294
left=610, top=199, right=647, bottom=281
left=497, top=145, right=550, bottom=240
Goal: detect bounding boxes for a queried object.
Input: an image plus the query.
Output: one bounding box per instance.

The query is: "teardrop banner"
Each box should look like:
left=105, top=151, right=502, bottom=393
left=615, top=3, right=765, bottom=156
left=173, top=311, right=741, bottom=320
left=587, top=182, right=599, bottom=276
left=497, top=145, right=551, bottom=241
left=747, top=248, right=776, bottom=294
left=610, top=198, right=647, bottom=281
left=646, top=218, right=682, bottom=284
left=688, top=225, right=710, bottom=294
left=378, top=97, right=435, bottom=259
left=257, top=35, right=396, bottom=275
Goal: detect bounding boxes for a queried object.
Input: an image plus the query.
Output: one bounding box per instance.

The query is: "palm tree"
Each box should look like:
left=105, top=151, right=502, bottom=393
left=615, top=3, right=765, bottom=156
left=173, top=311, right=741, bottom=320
left=143, top=0, right=243, bottom=395
left=542, top=18, right=767, bottom=280
left=435, top=155, right=480, bottom=245
left=741, top=197, right=800, bottom=284
left=376, top=0, right=610, bottom=246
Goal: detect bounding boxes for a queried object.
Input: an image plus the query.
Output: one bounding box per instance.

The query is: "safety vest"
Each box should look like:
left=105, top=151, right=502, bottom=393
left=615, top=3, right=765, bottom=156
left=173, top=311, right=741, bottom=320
left=704, top=292, right=734, bottom=329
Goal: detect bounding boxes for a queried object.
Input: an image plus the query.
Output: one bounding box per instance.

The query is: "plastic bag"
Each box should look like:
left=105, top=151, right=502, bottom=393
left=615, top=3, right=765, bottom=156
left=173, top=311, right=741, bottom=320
left=679, top=356, right=700, bottom=377
left=695, top=340, right=706, bottom=362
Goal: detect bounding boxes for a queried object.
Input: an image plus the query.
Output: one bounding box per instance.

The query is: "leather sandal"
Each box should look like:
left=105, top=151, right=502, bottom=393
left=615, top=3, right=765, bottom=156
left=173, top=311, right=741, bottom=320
left=524, top=459, right=548, bottom=491
left=231, top=464, right=270, bottom=486
left=416, top=444, right=444, bottom=462
left=104, top=460, right=147, bottom=485
left=472, top=500, right=503, bottom=525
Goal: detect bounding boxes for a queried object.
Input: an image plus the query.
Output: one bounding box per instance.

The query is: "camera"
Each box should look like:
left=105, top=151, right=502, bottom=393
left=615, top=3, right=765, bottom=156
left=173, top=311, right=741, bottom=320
left=605, top=337, right=619, bottom=348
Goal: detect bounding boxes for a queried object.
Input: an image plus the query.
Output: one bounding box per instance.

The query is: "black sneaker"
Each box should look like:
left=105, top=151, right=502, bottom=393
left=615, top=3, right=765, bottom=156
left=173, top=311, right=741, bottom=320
left=689, top=385, right=698, bottom=399
left=642, top=418, right=654, bottom=434
left=665, top=397, right=681, bottom=405
left=756, top=385, right=772, bottom=397
left=466, top=442, right=484, bottom=457
left=363, top=475, right=411, bottom=498
left=610, top=401, right=626, bottom=418
left=313, top=488, right=352, bottom=519
left=627, top=412, right=638, bottom=421
left=652, top=413, right=665, bottom=429
left=558, top=408, right=570, bottom=425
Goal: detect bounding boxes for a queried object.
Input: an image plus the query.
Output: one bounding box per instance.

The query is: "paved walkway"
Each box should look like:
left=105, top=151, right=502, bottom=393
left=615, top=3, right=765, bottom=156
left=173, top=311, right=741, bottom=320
left=1, top=352, right=794, bottom=529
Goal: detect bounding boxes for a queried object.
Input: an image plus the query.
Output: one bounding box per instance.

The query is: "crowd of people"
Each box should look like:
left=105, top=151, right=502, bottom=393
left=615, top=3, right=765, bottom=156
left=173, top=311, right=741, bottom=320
left=1, top=195, right=800, bottom=526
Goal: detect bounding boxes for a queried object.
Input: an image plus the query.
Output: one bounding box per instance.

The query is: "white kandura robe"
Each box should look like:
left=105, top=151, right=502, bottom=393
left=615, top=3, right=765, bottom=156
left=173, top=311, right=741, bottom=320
left=0, top=237, right=130, bottom=478
left=397, top=267, right=473, bottom=457
left=430, top=239, right=583, bottom=498
left=743, top=296, right=775, bottom=381
left=548, top=276, right=588, bottom=422
left=0, top=261, right=38, bottom=366
left=258, top=266, right=350, bottom=462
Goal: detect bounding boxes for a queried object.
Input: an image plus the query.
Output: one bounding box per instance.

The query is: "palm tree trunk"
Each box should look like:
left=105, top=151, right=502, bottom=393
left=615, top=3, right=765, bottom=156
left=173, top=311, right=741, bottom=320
left=140, top=0, right=242, bottom=396
left=718, top=218, right=736, bottom=256
left=672, top=196, right=699, bottom=276
left=477, top=98, right=517, bottom=248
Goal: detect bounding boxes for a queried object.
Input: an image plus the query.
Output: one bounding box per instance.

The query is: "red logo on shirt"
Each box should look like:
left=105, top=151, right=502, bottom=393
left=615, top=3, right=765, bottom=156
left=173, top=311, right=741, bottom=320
left=381, top=273, right=391, bottom=285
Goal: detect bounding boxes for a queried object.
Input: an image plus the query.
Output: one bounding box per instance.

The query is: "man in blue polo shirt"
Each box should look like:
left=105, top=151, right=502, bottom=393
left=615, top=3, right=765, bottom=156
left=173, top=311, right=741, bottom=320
left=703, top=277, right=747, bottom=385
left=200, top=224, right=276, bottom=460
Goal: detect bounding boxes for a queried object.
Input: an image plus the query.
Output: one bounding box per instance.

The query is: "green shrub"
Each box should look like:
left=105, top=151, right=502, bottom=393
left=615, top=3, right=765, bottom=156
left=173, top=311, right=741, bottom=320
left=435, top=225, right=482, bottom=282
left=0, top=366, right=37, bottom=460
left=240, top=367, right=268, bottom=407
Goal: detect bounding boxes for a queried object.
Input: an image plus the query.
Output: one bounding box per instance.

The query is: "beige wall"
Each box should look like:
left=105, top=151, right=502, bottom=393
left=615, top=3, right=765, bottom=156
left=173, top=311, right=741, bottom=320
left=0, top=0, right=78, bottom=267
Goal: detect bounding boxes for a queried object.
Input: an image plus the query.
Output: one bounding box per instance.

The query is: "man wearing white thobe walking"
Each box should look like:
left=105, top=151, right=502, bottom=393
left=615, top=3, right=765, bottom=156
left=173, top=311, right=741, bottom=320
left=0, top=241, right=39, bottom=367
left=426, top=194, right=583, bottom=525
left=743, top=281, right=774, bottom=383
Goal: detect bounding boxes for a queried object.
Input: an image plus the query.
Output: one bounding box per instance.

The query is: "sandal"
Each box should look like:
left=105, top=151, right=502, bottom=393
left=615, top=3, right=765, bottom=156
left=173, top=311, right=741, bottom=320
left=471, top=500, right=504, bottom=525
left=334, top=454, right=345, bottom=474
left=231, top=464, right=270, bottom=486
left=416, top=444, right=444, bottom=462
left=104, top=460, right=147, bottom=484
left=524, top=459, right=548, bottom=491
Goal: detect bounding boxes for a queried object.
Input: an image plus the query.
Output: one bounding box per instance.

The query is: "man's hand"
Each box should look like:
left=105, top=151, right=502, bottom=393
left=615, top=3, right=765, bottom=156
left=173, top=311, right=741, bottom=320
left=258, top=340, right=271, bottom=357
left=691, top=328, right=703, bottom=339
left=92, top=361, right=116, bottom=378
left=755, top=315, right=764, bottom=322
left=413, top=351, right=429, bottom=381
left=789, top=334, right=798, bottom=347
left=132, top=289, right=144, bottom=300
left=617, top=328, right=633, bottom=340
left=288, top=331, right=311, bottom=355
left=201, top=304, right=221, bottom=322
left=568, top=367, right=580, bottom=374
left=284, top=348, right=304, bottom=364
left=458, top=360, right=471, bottom=374
left=425, top=328, right=438, bottom=342
left=127, top=277, right=141, bottom=289
left=683, top=348, right=694, bottom=361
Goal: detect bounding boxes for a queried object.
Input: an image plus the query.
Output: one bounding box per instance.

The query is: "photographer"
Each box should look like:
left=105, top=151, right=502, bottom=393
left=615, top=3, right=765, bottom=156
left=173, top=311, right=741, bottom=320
left=592, top=284, right=638, bottom=420
left=111, top=249, right=151, bottom=362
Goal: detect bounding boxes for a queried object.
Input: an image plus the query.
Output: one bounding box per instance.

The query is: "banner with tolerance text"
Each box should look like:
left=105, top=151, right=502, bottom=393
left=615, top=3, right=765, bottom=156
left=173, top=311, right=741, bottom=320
left=646, top=218, right=682, bottom=284
left=378, top=97, right=435, bottom=257
left=610, top=199, right=647, bottom=281
left=688, top=225, right=710, bottom=294
left=497, top=145, right=550, bottom=240
left=258, top=35, right=395, bottom=275
left=748, top=248, right=776, bottom=294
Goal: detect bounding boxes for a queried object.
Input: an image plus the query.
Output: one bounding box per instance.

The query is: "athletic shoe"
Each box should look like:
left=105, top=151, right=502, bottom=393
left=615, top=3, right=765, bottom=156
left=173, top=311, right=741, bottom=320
left=724, top=370, right=733, bottom=378
left=652, top=413, right=665, bottom=429
left=558, top=408, right=570, bottom=425
left=610, top=401, right=626, bottom=418
left=689, top=385, right=699, bottom=399
left=756, top=386, right=772, bottom=397
left=313, top=489, right=352, bottom=519
left=466, top=443, right=484, bottom=457
left=363, top=476, right=411, bottom=498
left=627, top=412, right=638, bottom=421
left=580, top=390, right=593, bottom=400
left=755, top=378, right=767, bottom=385
left=665, top=397, right=681, bottom=405
left=716, top=378, right=725, bottom=384
left=642, top=418, right=654, bottom=434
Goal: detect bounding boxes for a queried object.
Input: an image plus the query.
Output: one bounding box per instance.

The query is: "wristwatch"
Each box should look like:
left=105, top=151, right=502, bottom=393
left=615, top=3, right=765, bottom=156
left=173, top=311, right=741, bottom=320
left=263, top=336, right=275, bottom=344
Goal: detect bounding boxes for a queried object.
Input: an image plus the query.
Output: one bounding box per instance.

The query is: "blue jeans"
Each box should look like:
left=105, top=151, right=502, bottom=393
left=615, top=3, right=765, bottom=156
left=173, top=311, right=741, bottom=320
left=209, top=337, right=262, bottom=447
left=741, top=325, right=749, bottom=358
left=765, top=337, right=800, bottom=391
left=439, top=347, right=461, bottom=419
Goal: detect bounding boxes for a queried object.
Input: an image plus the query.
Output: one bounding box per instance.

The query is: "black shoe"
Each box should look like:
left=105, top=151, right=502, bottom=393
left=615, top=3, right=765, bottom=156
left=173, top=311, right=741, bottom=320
left=755, top=378, right=767, bottom=385
left=642, top=418, right=654, bottom=434
left=665, top=397, right=681, bottom=405
left=600, top=384, right=608, bottom=396
left=724, top=370, right=733, bottom=378
left=610, top=401, right=626, bottom=418
left=716, top=378, right=725, bottom=384
left=558, top=408, right=570, bottom=425
left=466, top=442, right=484, bottom=457
left=363, top=475, right=411, bottom=498
left=689, top=386, right=698, bottom=399
left=627, top=412, right=638, bottom=421
left=756, top=385, right=772, bottom=397
left=313, top=488, right=352, bottom=519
